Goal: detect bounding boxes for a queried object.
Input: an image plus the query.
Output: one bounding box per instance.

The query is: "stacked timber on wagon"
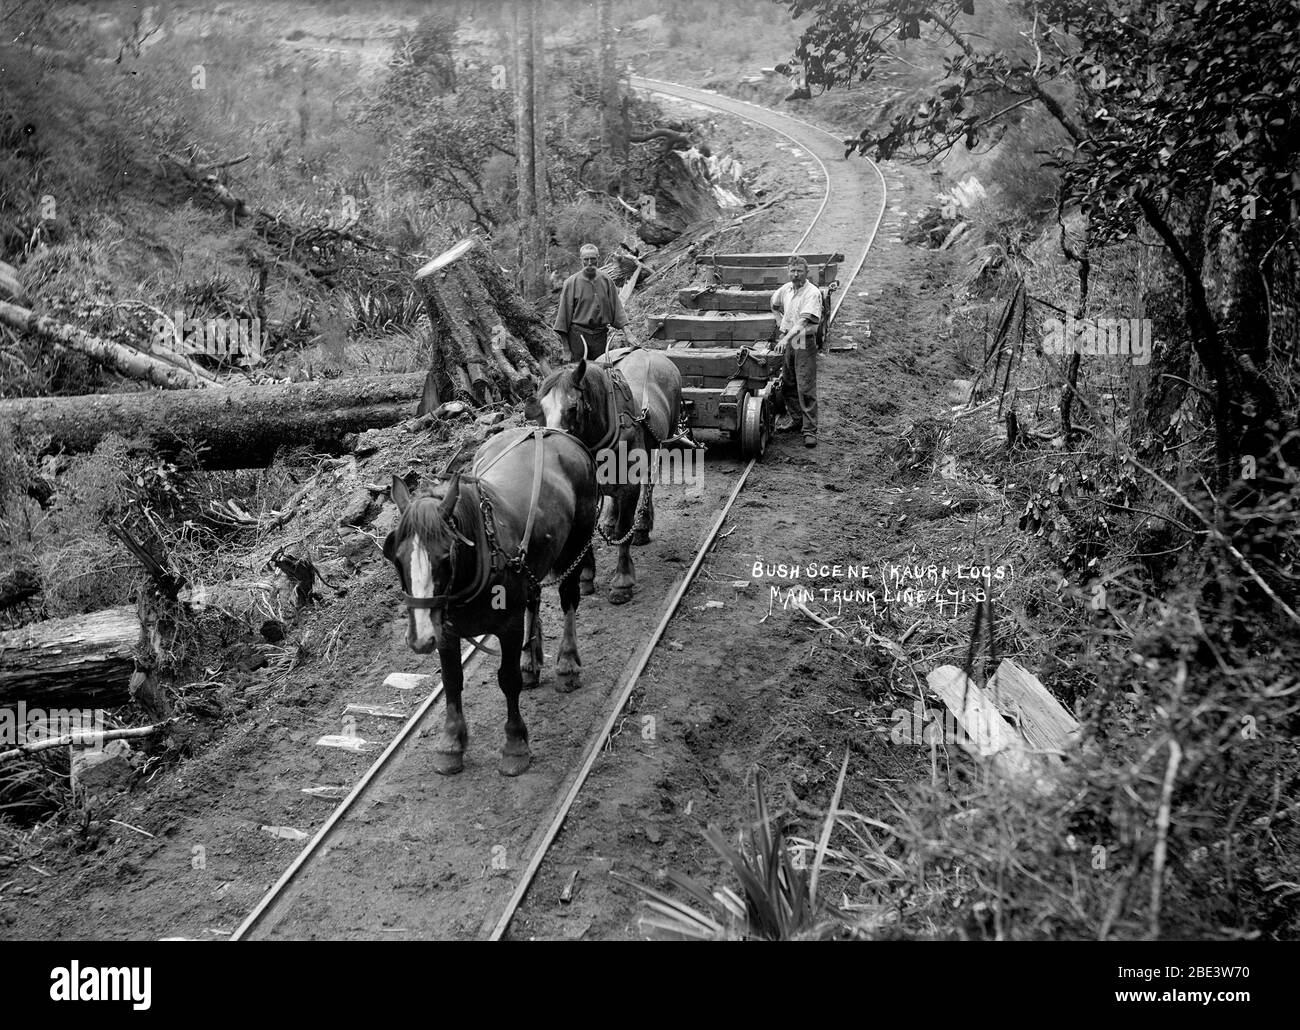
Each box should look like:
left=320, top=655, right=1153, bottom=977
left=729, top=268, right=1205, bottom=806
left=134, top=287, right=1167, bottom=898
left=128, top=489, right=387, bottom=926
left=643, top=251, right=843, bottom=458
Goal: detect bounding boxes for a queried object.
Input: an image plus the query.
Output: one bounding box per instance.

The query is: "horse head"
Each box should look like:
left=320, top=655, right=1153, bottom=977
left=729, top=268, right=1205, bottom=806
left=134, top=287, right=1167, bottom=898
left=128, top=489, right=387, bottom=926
left=383, top=474, right=467, bottom=654
left=533, top=358, right=606, bottom=446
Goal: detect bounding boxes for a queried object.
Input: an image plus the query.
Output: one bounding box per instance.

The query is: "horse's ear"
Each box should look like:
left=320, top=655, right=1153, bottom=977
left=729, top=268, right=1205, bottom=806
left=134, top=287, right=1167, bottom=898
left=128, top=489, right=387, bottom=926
left=523, top=391, right=542, bottom=423
left=570, top=358, right=586, bottom=386
left=391, top=475, right=411, bottom=514
left=440, top=474, right=461, bottom=519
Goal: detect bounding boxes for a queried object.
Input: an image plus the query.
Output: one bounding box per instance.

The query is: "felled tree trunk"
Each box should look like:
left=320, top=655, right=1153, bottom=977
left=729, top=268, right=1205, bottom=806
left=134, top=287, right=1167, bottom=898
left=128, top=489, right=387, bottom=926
left=0, top=300, right=219, bottom=390
left=0, top=371, right=426, bottom=469
left=0, top=606, right=142, bottom=708
left=414, top=237, right=561, bottom=414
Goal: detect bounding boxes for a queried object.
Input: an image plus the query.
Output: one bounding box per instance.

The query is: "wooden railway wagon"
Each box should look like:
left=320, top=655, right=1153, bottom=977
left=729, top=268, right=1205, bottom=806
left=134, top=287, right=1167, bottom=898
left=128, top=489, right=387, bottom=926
left=647, top=251, right=844, bottom=459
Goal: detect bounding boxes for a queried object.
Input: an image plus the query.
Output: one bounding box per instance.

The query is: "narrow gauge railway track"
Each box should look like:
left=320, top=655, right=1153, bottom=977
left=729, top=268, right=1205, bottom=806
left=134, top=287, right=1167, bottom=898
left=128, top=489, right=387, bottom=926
left=231, top=79, right=886, bottom=942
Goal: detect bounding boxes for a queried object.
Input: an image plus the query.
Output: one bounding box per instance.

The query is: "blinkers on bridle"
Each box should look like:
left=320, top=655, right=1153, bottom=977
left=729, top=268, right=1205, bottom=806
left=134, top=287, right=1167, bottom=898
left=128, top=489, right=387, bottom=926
left=385, top=476, right=477, bottom=612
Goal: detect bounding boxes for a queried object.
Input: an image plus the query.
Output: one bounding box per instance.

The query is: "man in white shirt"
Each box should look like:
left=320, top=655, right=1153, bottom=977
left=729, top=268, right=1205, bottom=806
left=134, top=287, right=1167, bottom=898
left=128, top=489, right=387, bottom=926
left=769, top=256, right=822, bottom=448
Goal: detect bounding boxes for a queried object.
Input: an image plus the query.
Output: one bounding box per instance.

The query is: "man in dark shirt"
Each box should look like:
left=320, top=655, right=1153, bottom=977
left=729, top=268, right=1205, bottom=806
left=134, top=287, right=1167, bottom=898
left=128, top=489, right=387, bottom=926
left=553, top=243, right=628, bottom=361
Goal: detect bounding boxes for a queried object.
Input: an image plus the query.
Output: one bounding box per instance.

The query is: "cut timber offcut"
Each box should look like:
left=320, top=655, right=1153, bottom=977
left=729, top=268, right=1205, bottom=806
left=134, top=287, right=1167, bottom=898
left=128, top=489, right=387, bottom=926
left=985, top=659, right=1080, bottom=756
left=926, top=664, right=1062, bottom=794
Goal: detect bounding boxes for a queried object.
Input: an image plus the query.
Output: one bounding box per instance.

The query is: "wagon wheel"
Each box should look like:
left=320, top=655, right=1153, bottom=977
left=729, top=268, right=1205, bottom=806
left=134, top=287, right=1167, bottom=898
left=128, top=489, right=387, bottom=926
left=739, top=391, right=770, bottom=459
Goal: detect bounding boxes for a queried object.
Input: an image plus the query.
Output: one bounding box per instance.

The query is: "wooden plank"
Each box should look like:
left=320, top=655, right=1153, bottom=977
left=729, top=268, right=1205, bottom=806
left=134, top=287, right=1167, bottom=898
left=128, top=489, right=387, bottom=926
left=926, top=665, right=1038, bottom=784
left=698, top=252, right=845, bottom=266
left=985, top=659, right=1080, bottom=755
left=646, top=312, right=776, bottom=342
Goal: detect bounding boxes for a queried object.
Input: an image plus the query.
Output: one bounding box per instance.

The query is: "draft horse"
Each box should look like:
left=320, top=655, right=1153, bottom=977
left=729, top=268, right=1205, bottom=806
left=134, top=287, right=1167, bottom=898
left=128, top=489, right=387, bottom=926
left=383, top=427, right=598, bottom=776
left=531, top=346, right=684, bottom=605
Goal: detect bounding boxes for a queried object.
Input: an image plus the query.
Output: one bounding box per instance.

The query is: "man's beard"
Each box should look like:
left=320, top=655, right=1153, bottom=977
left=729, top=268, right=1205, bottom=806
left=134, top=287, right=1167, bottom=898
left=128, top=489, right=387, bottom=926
left=582, top=266, right=597, bottom=279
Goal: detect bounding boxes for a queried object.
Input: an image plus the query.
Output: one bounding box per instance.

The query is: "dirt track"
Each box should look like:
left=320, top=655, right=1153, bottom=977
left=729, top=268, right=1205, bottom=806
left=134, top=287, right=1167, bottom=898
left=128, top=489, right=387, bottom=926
left=505, top=82, right=954, bottom=939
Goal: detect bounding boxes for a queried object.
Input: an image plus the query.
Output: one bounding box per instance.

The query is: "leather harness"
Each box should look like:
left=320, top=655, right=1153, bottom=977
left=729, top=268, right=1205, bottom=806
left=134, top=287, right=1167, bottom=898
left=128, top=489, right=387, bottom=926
left=399, top=427, right=589, bottom=612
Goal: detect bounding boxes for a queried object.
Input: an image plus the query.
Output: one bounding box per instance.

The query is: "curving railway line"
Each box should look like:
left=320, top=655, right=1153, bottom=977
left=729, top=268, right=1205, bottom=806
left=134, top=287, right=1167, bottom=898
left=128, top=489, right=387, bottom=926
left=230, top=78, right=887, bottom=942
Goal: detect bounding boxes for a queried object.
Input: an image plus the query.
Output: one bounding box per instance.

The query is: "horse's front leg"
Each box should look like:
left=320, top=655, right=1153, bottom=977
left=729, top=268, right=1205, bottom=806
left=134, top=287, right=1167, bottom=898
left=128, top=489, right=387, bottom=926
left=432, top=638, right=469, bottom=775
left=521, top=593, right=543, bottom=690
left=608, top=484, right=638, bottom=605
left=497, top=619, right=531, bottom=776
left=632, top=449, right=658, bottom=546
left=555, top=567, right=583, bottom=693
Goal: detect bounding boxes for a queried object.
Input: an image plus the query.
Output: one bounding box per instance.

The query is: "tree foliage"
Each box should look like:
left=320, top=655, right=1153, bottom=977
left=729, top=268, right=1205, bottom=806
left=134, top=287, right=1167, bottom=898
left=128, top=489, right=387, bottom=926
left=783, top=0, right=1300, bottom=480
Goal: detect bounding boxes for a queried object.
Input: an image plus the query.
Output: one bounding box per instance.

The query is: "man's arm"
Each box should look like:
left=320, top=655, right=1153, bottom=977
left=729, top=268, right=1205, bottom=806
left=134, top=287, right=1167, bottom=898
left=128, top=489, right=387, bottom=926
left=552, top=276, right=572, bottom=334
left=770, top=282, right=788, bottom=316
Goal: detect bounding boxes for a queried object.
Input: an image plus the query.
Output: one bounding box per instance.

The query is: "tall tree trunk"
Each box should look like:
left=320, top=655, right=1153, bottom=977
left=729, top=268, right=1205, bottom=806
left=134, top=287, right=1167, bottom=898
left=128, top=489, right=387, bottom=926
left=530, top=0, right=550, bottom=298
left=598, top=0, right=628, bottom=196
left=513, top=1, right=540, bottom=302
left=531, top=0, right=549, bottom=209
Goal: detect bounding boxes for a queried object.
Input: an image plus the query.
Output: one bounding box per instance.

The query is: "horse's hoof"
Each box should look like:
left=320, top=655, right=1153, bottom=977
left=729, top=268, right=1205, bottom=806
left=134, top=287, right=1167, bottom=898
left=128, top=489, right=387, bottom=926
left=608, top=585, right=634, bottom=605
left=499, top=749, right=531, bottom=776
left=522, top=675, right=540, bottom=691
left=631, top=529, right=651, bottom=546
left=433, top=750, right=465, bottom=775
left=555, top=670, right=582, bottom=694
left=580, top=579, right=596, bottom=596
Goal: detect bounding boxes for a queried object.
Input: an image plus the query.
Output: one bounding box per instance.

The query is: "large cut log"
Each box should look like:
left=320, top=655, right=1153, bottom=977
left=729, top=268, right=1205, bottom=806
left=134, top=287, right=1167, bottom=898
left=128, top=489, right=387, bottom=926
left=677, top=286, right=775, bottom=312
left=0, top=372, right=426, bottom=469
left=414, top=237, right=562, bottom=414
left=647, top=311, right=776, bottom=342
left=0, top=300, right=220, bottom=390
left=0, top=606, right=142, bottom=708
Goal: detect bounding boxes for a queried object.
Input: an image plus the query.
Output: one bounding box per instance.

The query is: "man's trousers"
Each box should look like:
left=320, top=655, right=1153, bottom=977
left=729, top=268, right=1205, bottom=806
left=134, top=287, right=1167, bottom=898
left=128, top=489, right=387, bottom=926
left=780, top=339, right=818, bottom=437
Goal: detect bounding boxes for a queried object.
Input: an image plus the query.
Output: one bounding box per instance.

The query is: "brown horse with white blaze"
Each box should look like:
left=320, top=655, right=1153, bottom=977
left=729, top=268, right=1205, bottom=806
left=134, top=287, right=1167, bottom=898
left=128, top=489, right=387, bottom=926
left=383, top=427, right=598, bottom=776
left=531, top=347, right=684, bottom=605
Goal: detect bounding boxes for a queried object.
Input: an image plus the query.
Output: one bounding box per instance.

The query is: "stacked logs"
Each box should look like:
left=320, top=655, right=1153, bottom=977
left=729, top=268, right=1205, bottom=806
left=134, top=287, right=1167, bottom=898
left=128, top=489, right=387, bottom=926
left=413, top=237, right=564, bottom=415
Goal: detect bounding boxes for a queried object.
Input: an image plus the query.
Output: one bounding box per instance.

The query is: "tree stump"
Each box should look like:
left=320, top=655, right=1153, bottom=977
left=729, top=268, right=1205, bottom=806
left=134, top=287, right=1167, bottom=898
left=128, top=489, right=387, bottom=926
left=413, top=237, right=562, bottom=414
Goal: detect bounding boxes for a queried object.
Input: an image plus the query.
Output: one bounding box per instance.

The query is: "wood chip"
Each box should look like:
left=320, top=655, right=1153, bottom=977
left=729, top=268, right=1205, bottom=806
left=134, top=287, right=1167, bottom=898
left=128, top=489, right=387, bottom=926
left=343, top=702, right=407, bottom=720
left=384, top=672, right=434, bottom=691
left=260, top=825, right=308, bottom=841
left=315, top=734, right=377, bottom=753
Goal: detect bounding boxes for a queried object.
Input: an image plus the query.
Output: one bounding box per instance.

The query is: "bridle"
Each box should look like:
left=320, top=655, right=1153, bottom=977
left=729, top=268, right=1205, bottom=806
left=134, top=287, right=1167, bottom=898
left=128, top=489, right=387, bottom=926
left=394, top=484, right=483, bottom=611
